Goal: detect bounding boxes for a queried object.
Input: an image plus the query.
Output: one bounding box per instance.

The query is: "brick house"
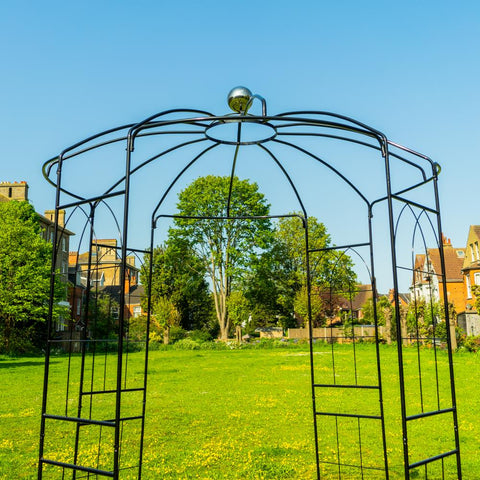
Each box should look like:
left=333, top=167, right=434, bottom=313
left=70, top=239, right=139, bottom=291
left=458, top=226, right=480, bottom=336
left=411, top=236, right=466, bottom=312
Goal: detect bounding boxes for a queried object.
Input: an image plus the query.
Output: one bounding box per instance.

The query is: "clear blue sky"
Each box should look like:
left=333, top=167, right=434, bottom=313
left=1, top=1, right=479, bottom=290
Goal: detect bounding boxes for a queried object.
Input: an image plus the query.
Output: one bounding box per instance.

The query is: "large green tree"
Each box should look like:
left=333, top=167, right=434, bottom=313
left=274, top=214, right=357, bottom=325
left=168, top=176, right=272, bottom=339
left=140, top=243, right=213, bottom=333
left=0, top=200, right=65, bottom=353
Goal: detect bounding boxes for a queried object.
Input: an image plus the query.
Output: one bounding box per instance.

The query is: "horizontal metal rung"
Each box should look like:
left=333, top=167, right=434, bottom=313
left=409, top=449, right=458, bottom=469
left=82, top=387, right=145, bottom=395
left=315, top=411, right=381, bottom=420
left=406, top=407, right=455, bottom=421
left=314, top=383, right=379, bottom=390
left=58, top=190, right=125, bottom=210
left=43, top=414, right=114, bottom=427
left=102, top=415, right=144, bottom=423
left=391, top=194, right=439, bottom=214
left=40, top=458, right=114, bottom=477
left=309, top=242, right=370, bottom=253
left=319, top=460, right=384, bottom=471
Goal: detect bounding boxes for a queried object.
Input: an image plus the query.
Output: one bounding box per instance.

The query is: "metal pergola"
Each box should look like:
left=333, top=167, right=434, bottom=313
left=38, top=87, right=461, bottom=479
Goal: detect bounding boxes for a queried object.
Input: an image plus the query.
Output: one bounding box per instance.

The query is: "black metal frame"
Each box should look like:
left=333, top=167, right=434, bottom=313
left=38, top=89, right=461, bottom=479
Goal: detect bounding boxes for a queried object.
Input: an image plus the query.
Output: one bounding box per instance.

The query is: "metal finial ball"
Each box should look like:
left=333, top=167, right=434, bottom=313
left=227, top=86, right=253, bottom=113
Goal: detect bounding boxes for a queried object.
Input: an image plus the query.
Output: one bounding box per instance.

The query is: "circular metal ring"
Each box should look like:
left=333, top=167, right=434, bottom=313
left=205, top=119, right=277, bottom=145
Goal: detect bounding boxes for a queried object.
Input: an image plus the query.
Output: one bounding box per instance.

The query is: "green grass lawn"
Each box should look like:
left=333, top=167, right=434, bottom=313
left=1, top=344, right=479, bottom=479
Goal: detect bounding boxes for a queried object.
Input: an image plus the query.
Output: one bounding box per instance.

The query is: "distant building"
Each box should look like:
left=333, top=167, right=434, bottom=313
left=458, top=226, right=480, bottom=336
left=69, top=239, right=139, bottom=292
left=337, top=284, right=374, bottom=322
left=411, top=235, right=466, bottom=312
left=0, top=181, right=75, bottom=332
left=69, top=240, right=145, bottom=336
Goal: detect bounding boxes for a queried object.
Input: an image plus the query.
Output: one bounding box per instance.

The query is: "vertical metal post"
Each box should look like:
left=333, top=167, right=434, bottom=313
left=72, top=206, right=96, bottom=479
left=368, top=205, right=390, bottom=478
left=382, top=138, right=410, bottom=479
left=38, top=155, right=64, bottom=479
left=112, top=134, right=133, bottom=479
left=304, top=217, right=321, bottom=480
left=432, top=164, right=462, bottom=479
left=138, top=227, right=155, bottom=479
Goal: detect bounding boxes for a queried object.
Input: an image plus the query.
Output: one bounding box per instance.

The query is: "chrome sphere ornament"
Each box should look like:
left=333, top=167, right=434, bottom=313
left=227, top=86, right=253, bottom=113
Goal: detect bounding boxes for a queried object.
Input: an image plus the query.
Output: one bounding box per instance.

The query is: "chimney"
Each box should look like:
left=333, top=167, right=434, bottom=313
left=0, top=181, right=28, bottom=201
left=44, top=209, right=66, bottom=227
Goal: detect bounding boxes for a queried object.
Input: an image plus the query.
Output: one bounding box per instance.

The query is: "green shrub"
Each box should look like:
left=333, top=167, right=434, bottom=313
left=172, top=338, right=200, bottom=350
left=169, top=325, right=187, bottom=344
left=463, top=335, right=480, bottom=353
left=188, top=329, right=212, bottom=343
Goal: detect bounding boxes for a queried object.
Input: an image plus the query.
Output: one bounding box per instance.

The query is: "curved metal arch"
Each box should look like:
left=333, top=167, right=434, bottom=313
left=394, top=202, right=440, bottom=252
left=41, top=111, right=433, bottom=212
left=256, top=143, right=309, bottom=218
left=151, top=142, right=221, bottom=226
left=272, top=137, right=371, bottom=206
left=275, top=128, right=429, bottom=183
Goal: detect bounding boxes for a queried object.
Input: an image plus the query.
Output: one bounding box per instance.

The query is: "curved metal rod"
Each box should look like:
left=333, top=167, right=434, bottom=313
left=346, top=246, right=373, bottom=285
left=394, top=202, right=439, bottom=253
left=276, top=128, right=428, bottom=181
left=127, top=108, right=215, bottom=148
left=43, top=111, right=433, bottom=216
left=274, top=110, right=385, bottom=140
left=99, top=137, right=210, bottom=203
left=43, top=129, right=206, bottom=182
left=42, top=109, right=213, bottom=185
left=45, top=137, right=210, bottom=206
left=94, top=199, right=124, bottom=251
left=256, top=143, right=308, bottom=219
left=125, top=114, right=386, bottom=152
left=272, top=138, right=371, bottom=207
left=151, top=142, right=221, bottom=226
left=387, top=140, right=436, bottom=171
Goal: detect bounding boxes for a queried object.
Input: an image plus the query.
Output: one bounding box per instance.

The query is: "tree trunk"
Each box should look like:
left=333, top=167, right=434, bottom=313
left=163, top=325, right=170, bottom=345
left=383, top=308, right=392, bottom=345
left=235, top=325, right=242, bottom=344
left=449, top=319, right=457, bottom=350
left=400, top=307, right=408, bottom=346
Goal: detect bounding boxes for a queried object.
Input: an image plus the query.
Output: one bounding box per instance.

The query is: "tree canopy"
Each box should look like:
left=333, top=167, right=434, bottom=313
left=273, top=215, right=357, bottom=326
left=144, top=179, right=358, bottom=339
left=168, top=175, right=272, bottom=339
left=0, top=200, right=65, bottom=353
left=140, top=243, right=213, bottom=334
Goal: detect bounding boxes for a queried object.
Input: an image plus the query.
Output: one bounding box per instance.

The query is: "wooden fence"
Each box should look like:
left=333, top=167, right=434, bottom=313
left=288, top=326, right=385, bottom=342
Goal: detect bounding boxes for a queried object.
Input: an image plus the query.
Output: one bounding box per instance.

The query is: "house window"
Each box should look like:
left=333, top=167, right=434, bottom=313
left=476, top=242, right=480, bottom=261
left=474, top=273, right=480, bottom=286
left=466, top=275, right=472, bottom=299
left=56, top=318, right=66, bottom=332
left=133, top=306, right=142, bottom=318
left=62, top=237, right=67, bottom=252
left=76, top=300, right=81, bottom=316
